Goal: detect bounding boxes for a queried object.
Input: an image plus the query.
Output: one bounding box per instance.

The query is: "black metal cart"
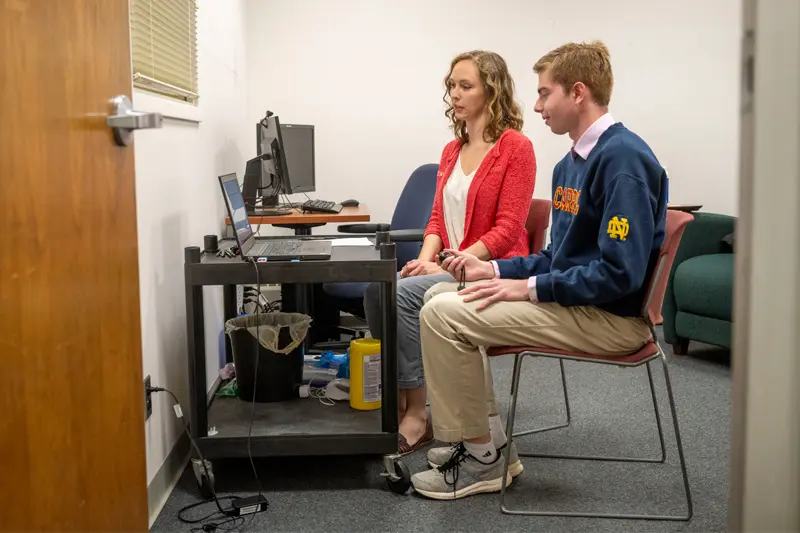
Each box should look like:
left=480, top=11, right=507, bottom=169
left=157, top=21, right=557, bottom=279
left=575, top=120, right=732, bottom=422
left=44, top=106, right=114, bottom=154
left=183, top=236, right=411, bottom=495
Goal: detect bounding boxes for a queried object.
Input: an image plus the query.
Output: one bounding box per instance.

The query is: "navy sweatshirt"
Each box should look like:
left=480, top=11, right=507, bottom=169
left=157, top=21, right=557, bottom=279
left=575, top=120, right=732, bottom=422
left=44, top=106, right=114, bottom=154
left=495, top=123, right=667, bottom=317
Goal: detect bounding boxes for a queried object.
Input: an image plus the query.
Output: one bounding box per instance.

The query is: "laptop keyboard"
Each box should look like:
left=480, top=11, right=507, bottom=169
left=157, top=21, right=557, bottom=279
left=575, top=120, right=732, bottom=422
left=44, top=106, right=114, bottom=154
left=251, top=240, right=303, bottom=256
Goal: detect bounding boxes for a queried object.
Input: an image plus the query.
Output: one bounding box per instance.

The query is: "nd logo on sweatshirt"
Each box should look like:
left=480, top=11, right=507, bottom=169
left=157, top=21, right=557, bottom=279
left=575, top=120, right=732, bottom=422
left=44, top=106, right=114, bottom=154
left=607, top=216, right=630, bottom=241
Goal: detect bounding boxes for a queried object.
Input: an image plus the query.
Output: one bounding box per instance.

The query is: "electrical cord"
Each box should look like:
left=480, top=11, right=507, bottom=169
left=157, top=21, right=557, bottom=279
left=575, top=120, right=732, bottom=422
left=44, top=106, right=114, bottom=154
left=145, top=387, right=237, bottom=519
left=281, top=191, right=294, bottom=210
left=243, top=287, right=279, bottom=313
left=178, top=497, right=241, bottom=524
left=247, top=259, right=267, bottom=499
left=149, top=375, right=268, bottom=531
left=242, top=296, right=267, bottom=314
left=190, top=516, right=246, bottom=533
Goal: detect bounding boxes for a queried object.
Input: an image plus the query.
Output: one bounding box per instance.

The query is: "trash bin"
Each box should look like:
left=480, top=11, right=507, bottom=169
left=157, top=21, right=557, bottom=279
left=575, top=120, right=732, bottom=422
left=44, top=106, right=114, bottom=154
left=225, top=313, right=312, bottom=402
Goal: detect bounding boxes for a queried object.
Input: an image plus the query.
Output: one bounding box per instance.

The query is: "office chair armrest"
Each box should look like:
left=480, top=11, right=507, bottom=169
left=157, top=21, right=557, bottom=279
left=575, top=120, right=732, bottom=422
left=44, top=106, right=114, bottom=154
left=388, top=229, right=425, bottom=242
left=338, top=223, right=390, bottom=234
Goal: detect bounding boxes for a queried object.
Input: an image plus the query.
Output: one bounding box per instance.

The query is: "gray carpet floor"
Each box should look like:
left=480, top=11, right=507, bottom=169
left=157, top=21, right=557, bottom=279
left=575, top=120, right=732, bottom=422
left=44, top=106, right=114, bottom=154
left=152, top=330, right=731, bottom=532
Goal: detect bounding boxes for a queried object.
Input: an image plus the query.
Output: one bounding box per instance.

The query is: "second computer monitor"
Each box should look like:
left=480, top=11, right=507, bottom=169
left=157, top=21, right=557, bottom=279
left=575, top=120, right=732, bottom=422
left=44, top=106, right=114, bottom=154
left=280, top=124, right=315, bottom=194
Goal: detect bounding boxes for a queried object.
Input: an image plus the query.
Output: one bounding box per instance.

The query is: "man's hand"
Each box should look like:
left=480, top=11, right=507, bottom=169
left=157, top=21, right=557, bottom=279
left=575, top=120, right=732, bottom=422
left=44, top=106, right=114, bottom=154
left=400, top=259, right=444, bottom=278
left=440, top=250, right=495, bottom=282
left=459, top=279, right=530, bottom=311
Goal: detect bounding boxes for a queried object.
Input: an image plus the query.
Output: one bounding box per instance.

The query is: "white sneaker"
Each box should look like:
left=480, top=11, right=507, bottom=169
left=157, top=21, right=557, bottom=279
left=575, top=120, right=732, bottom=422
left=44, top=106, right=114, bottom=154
left=427, top=441, right=524, bottom=478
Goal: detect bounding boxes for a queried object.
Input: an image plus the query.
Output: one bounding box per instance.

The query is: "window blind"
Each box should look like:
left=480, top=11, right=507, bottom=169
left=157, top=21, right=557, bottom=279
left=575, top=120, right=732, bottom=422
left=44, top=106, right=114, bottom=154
left=130, top=0, right=199, bottom=102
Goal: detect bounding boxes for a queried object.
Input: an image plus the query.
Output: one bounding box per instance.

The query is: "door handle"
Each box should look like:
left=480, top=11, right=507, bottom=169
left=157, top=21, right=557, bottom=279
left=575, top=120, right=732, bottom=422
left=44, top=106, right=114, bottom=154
left=107, top=95, right=163, bottom=146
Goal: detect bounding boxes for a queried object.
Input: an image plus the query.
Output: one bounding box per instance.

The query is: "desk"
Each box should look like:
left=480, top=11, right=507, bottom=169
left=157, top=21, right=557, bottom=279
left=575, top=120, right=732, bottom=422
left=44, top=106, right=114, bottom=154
left=667, top=204, right=703, bottom=213
left=183, top=237, right=403, bottom=494
left=226, top=205, right=371, bottom=236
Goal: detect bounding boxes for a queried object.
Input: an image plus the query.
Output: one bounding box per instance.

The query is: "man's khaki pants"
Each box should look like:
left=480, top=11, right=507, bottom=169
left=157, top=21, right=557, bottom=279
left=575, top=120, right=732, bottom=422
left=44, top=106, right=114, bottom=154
left=420, top=281, right=653, bottom=443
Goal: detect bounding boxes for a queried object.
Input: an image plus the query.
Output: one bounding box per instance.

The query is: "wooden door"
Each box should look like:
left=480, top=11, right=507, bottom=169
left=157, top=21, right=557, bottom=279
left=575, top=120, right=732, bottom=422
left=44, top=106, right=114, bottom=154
left=0, top=0, right=148, bottom=530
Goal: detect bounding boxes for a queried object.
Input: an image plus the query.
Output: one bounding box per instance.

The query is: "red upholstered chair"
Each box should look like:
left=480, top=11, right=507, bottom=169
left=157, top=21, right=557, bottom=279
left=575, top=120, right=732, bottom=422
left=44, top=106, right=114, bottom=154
left=488, top=210, right=694, bottom=521
left=525, top=198, right=551, bottom=254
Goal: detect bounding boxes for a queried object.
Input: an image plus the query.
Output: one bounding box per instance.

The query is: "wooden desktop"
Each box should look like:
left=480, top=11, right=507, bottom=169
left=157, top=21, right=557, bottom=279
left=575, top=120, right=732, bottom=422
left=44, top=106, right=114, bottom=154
left=667, top=204, right=703, bottom=213
left=226, top=204, right=370, bottom=227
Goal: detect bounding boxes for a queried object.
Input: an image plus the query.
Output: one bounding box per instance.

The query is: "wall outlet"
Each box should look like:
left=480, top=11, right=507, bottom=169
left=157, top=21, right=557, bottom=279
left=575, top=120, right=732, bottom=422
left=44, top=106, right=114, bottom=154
left=144, top=375, right=152, bottom=420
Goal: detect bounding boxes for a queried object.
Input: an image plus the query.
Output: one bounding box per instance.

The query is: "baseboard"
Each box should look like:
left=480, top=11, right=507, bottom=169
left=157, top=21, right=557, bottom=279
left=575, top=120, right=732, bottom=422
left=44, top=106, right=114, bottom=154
left=147, top=376, right=222, bottom=527
left=147, top=430, right=190, bottom=527
left=207, top=375, right=222, bottom=405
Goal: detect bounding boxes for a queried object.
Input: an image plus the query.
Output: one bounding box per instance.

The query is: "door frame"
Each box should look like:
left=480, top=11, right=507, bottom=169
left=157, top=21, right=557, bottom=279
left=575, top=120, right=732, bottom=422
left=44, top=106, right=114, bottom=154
left=729, top=0, right=800, bottom=530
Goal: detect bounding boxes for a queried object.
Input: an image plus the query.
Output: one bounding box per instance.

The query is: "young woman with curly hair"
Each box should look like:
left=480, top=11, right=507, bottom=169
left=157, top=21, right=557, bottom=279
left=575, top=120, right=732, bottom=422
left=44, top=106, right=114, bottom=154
left=363, top=50, right=537, bottom=455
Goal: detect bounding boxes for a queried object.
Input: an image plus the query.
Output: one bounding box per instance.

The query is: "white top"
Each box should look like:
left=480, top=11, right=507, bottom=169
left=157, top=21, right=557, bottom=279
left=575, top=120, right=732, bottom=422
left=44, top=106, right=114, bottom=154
left=443, top=152, right=477, bottom=249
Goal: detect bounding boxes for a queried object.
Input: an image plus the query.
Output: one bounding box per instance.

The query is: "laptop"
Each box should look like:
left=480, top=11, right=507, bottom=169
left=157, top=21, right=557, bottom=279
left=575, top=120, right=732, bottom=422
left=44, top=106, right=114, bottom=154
left=218, top=173, right=332, bottom=261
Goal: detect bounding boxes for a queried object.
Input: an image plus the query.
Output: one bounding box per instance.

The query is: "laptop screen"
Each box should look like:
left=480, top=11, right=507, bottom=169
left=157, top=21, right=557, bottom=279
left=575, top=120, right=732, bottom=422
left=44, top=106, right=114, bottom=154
left=219, top=174, right=253, bottom=250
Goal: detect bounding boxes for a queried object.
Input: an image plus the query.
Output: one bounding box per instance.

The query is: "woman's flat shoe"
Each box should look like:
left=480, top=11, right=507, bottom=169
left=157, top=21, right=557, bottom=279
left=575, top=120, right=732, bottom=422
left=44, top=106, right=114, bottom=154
left=398, top=419, right=434, bottom=456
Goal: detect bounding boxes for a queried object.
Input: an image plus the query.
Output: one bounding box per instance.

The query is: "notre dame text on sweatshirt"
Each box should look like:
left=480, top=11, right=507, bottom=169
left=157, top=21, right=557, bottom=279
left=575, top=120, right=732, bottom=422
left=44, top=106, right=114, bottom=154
left=496, top=123, right=667, bottom=317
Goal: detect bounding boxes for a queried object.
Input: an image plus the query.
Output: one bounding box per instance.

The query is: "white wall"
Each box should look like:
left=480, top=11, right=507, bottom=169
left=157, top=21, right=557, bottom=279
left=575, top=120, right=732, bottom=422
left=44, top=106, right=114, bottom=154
left=133, top=0, right=250, bottom=486
left=245, top=0, right=742, bottom=220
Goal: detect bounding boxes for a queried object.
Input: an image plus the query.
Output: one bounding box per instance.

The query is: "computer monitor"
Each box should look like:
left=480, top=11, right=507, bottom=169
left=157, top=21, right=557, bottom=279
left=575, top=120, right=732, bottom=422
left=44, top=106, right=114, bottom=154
left=255, top=113, right=292, bottom=203
left=279, top=124, right=315, bottom=194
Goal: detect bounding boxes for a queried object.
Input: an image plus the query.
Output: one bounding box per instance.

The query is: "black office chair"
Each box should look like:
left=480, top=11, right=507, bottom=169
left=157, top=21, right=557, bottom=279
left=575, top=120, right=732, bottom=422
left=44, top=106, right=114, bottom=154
left=312, top=164, right=438, bottom=343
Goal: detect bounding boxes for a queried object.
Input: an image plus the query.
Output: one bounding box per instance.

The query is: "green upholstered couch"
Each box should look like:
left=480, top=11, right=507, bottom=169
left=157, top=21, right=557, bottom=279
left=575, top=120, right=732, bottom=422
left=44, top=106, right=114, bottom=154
left=663, top=212, right=736, bottom=354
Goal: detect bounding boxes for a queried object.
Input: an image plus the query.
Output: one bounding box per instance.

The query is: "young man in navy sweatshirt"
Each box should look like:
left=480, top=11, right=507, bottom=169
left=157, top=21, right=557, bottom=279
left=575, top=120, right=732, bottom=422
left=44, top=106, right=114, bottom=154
left=410, top=41, right=668, bottom=500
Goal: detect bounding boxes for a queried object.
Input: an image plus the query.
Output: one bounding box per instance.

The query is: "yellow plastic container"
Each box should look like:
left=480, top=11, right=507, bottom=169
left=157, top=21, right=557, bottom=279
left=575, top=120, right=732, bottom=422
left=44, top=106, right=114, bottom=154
left=348, top=338, right=382, bottom=410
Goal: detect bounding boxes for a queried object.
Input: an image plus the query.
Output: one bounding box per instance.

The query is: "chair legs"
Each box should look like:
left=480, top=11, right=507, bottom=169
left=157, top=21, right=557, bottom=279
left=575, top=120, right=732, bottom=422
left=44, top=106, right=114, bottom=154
left=499, top=347, right=693, bottom=521
left=659, top=347, right=694, bottom=520
left=512, top=359, right=572, bottom=438
left=515, top=358, right=666, bottom=463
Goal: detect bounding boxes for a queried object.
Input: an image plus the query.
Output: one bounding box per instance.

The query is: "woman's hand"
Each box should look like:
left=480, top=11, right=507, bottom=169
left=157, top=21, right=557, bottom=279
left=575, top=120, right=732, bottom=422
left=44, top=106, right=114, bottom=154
left=439, top=250, right=496, bottom=281
left=400, top=259, right=445, bottom=278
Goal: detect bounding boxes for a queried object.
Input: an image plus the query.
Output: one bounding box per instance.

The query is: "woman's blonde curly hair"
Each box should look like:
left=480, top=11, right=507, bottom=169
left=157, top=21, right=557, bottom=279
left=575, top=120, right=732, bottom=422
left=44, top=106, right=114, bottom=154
left=443, top=50, right=524, bottom=144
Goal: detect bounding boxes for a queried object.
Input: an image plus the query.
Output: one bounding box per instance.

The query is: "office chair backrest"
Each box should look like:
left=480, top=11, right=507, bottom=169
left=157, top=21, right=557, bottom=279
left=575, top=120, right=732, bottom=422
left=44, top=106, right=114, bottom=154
left=642, top=210, right=694, bottom=326
left=390, top=163, right=439, bottom=266
left=525, top=199, right=552, bottom=254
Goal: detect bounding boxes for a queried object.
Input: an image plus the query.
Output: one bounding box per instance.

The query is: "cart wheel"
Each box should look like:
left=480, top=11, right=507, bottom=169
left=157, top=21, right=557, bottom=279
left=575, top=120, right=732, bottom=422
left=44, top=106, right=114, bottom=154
left=385, top=458, right=411, bottom=494
left=192, top=458, right=216, bottom=500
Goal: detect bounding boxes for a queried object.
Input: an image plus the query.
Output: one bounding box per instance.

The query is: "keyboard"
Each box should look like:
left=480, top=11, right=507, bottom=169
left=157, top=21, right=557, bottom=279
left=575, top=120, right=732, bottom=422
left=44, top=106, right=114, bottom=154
left=251, top=240, right=303, bottom=256
left=301, top=199, right=343, bottom=214
left=249, top=239, right=332, bottom=259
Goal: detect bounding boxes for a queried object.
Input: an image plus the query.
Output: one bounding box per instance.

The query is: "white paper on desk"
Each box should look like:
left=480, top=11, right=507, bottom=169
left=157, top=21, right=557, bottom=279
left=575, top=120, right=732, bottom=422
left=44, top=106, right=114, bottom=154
left=331, top=237, right=373, bottom=247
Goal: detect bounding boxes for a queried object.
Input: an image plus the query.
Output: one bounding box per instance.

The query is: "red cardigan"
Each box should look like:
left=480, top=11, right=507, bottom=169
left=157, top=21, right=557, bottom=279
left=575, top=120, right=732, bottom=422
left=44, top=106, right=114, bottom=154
left=424, top=129, right=536, bottom=259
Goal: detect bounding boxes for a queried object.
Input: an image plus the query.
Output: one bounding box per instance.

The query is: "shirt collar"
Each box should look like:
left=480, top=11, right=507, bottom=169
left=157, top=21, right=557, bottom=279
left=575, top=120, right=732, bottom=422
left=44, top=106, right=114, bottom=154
left=572, top=113, right=616, bottom=159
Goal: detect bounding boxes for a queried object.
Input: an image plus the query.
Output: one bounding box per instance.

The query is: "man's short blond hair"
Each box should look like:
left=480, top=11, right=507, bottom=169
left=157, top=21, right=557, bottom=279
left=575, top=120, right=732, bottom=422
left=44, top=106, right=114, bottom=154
left=534, top=40, right=613, bottom=107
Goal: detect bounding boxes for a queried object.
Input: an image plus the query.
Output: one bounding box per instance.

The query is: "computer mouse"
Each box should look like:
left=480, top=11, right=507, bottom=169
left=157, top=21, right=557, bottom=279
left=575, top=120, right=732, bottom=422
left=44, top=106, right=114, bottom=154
left=340, top=199, right=360, bottom=207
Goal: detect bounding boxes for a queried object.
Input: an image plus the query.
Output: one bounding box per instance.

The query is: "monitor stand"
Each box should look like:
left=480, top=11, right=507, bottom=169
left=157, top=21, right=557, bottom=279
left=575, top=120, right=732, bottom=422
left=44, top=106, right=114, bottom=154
left=247, top=189, right=292, bottom=216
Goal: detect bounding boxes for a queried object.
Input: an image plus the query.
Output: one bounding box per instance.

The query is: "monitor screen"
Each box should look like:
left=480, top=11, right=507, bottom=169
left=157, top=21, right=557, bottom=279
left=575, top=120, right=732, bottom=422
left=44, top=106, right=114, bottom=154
left=279, top=124, right=315, bottom=193
left=219, top=173, right=252, bottom=248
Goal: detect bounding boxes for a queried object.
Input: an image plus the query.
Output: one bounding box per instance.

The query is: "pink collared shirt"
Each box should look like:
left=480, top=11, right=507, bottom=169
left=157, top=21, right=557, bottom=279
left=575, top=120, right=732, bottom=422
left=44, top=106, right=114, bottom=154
left=573, top=113, right=616, bottom=159
left=492, top=113, right=616, bottom=302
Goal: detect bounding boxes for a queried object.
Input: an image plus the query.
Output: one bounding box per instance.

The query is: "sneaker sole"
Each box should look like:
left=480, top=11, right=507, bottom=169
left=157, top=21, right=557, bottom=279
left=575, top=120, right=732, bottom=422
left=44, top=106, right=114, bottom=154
left=428, top=459, right=524, bottom=478
left=414, top=472, right=513, bottom=500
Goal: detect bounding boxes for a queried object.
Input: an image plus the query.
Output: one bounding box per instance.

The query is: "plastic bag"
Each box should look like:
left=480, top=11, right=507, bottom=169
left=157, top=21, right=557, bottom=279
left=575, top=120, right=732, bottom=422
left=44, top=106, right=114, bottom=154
left=224, top=312, right=312, bottom=355
left=215, top=378, right=239, bottom=397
